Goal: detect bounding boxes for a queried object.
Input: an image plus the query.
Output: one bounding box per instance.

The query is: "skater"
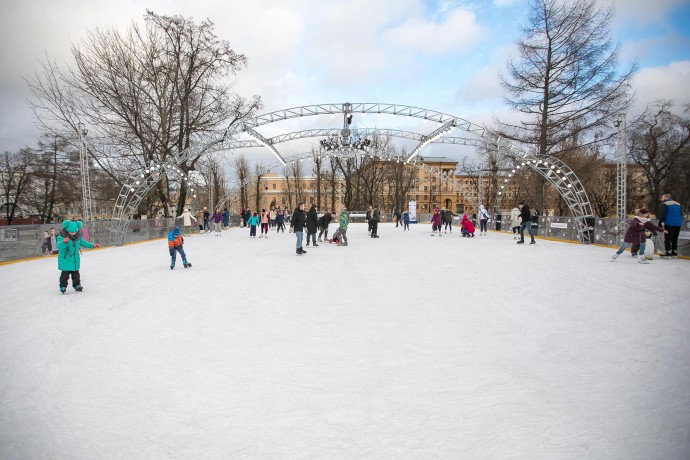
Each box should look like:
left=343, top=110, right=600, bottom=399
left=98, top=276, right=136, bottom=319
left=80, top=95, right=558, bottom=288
left=431, top=207, right=442, bottom=236
left=276, top=207, right=286, bottom=233
left=403, top=211, right=410, bottom=231
left=211, top=209, right=222, bottom=235
left=202, top=207, right=211, bottom=233
left=247, top=212, right=259, bottom=238
left=370, top=204, right=381, bottom=238
left=330, top=206, right=350, bottom=246
left=478, top=204, right=490, bottom=236
left=366, top=205, right=373, bottom=234
left=517, top=201, right=535, bottom=244
left=611, top=208, right=667, bottom=264
left=222, top=208, right=230, bottom=229
left=259, top=208, right=270, bottom=238
left=393, top=208, right=402, bottom=228
left=167, top=226, right=191, bottom=269
left=305, top=204, right=319, bottom=247
left=269, top=207, right=277, bottom=229
left=317, top=210, right=336, bottom=242
left=56, top=219, right=99, bottom=293
left=290, top=202, right=307, bottom=255
left=461, top=214, right=475, bottom=237
left=195, top=209, right=204, bottom=232
left=443, top=208, right=455, bottom=233
left=659, top=193, right=682, bottom=259
left=510, top=205, right=521, bottom=239
left=177, top=208, right=197, bottom=236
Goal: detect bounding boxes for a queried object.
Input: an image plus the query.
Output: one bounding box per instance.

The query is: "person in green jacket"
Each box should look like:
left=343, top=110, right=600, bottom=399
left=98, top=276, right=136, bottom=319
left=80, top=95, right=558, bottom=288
left=57, top=219, right=99, bottom=293
left=330, top=207, right=350, bottom=246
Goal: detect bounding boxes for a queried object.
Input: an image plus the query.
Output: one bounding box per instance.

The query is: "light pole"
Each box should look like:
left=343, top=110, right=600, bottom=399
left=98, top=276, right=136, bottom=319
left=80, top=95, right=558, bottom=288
left=613, top=113, right=627, bottom=244
left=77, top=123, right=93, bottom=223
left=49, top=135, right=57, bottom=222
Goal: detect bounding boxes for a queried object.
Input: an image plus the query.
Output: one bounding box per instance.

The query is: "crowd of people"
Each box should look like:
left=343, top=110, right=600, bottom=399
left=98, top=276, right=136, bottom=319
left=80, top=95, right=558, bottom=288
left=47, top=192, right=685, bottom=292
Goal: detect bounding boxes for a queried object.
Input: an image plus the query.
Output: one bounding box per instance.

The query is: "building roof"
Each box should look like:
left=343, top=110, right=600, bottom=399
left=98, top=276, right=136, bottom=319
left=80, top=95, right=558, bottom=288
left=417, top=156, right=459, bottom=164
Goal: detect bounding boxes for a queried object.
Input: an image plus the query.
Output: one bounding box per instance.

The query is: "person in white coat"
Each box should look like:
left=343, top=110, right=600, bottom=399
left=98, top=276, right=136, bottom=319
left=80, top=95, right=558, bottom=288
left=478, top=204, right=490, bottom=236
left=510, top=206, right=521, bottom=239
left=177, top=208, right=197, bottom=236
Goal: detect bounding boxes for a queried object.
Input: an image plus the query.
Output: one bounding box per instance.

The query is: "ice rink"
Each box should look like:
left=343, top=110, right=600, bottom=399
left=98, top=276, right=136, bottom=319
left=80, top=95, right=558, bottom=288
left=1, top=223, right=689, bottom=459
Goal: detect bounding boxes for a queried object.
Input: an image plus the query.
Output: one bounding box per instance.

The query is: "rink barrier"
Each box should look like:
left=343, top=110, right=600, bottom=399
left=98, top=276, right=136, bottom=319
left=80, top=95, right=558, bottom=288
left=1, top=215, right=687, bottom=263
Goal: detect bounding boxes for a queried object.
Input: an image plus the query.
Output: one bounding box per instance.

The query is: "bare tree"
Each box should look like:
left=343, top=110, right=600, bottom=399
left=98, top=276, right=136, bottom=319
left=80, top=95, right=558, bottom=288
left=233, top=155, right=250, bottom=210
left=499, top=0, right=636, bottom=212
left=629, top=100, right=690, bottom=214
left=26, top=11, right=261, bottom=217
left=0, top=150, right=35, bottom=224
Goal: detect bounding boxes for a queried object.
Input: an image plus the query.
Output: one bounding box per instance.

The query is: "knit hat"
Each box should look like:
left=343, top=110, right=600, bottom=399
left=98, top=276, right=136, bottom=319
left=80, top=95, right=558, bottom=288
left=62, top=219, right=82, bottom=233
left=637, top=208, right=649, bottom=215
left=172, top=227, right=182, bottom=237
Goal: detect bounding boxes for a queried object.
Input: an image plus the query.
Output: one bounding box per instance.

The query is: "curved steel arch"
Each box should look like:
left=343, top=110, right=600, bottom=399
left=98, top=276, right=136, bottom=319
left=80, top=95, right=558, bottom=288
left=111, top=102, right=593, bottom=244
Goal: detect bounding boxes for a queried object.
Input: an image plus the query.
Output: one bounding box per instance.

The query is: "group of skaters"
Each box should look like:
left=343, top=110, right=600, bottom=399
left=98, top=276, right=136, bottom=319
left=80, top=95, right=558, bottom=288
left=52, top=193, right=685, bottom=292
left=610, top=193, right=682, bottom=264
left=289, top=202, right=349, bottom=255
left=176, top=207, right=229, bottom=236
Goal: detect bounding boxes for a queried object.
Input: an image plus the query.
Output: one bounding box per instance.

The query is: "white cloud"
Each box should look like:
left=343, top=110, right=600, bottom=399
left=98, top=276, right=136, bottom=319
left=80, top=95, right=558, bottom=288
left=631, top=61, right=690, bottom=114
left=493, top=0, right=521, bottom=6
left=608, top=0, right=688, bottom=26
left=383, top=8, right=485, bottom=54
left=457, top=65, right=503, bottom=106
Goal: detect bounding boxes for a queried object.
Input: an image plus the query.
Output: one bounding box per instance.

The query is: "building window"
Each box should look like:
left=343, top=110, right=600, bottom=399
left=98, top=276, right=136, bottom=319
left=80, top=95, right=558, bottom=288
left=272, top=184, right=276, bottom=189
left=424, top=186, right=428, bottom=192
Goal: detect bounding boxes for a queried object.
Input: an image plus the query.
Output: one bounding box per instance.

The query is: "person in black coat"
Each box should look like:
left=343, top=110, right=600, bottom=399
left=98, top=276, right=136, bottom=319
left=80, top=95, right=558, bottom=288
left=290, top=202, right=307, bottom=254
left=370, top=204, right=381, bottom=238
left=317, top=210, right=336, bottom=242
left=305, top=204, right=319, bottom=247
left=517, top=201, right=535, bottom=244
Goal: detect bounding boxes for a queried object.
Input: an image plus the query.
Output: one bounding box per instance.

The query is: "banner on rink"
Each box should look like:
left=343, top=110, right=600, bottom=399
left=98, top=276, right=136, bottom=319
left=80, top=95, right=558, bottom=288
left=408, top=200, right=417, bottom=223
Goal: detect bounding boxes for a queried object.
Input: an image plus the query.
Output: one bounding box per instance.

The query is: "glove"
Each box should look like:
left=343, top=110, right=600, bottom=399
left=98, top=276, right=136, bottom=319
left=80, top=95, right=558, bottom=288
left=63, top=237, right=70, bottom=243
left=94, top=243, right=100, bottom=248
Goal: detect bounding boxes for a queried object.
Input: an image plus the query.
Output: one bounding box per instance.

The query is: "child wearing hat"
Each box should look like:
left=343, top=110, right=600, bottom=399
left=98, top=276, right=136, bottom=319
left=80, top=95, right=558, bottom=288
left=57, top=219, right=99, bottom=293
left=168, top=226, right=192, bottom=269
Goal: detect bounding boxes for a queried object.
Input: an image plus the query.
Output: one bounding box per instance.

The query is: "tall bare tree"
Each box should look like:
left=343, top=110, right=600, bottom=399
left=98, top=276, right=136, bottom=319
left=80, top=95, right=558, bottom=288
left=233, top=155, right=250, bottom=210
left=26, top=11, right=261, bottom=217
left=628, top=100, right=690, bottom=214
left=499, top=0, right=636, bottom=212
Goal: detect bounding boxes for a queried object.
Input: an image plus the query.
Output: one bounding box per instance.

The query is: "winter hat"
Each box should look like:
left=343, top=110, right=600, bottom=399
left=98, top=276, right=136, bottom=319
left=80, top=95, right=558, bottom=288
left=62, top=219, right=82, bottom=233
left=172, top=227, right=182, bottom=237
left=637, top=208, right=650, bottom=215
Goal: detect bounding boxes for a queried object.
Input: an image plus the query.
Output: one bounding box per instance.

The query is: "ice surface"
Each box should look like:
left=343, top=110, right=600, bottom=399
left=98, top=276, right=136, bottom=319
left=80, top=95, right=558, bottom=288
left=1, top=223, right=689, bottom=459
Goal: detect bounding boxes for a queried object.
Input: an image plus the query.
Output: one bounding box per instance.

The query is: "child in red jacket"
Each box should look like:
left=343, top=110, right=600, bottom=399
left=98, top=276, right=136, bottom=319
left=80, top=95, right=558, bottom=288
left=461, top=214, right=475, bottom=237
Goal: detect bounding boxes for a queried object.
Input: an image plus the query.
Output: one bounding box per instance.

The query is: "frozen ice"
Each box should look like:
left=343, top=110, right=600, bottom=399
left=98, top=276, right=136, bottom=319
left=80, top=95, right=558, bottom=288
left=1, top=223, right=689, bottom=459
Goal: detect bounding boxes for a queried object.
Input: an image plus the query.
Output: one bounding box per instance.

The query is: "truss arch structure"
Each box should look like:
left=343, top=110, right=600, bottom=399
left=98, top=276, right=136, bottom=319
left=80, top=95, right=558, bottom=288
left=111, top=102, right=594, bottom=244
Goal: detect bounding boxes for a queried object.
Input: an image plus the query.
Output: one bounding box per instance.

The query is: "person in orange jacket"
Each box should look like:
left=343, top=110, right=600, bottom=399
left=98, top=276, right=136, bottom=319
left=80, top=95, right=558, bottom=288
left=168, top=227, right=191, bottom=269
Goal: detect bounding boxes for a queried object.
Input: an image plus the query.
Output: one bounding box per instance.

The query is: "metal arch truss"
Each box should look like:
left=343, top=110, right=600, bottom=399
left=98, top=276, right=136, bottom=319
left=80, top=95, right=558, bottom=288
left=110, top=161, right=204, bottom=244
left=491, top=150, right=594, bottom=242
left=110, top=102, right=594, bottom=244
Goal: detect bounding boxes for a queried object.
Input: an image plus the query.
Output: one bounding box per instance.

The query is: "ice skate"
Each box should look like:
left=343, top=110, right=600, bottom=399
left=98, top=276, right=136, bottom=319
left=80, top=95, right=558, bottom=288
left=59, top=286, right=66, bottom=294
left=610, top=253, right=619, bottom=262
left=637, top=256, right=650, bottom=264
left=74, top=285, right=83, bottom=292
left=183, top=261, right=192, bottom=268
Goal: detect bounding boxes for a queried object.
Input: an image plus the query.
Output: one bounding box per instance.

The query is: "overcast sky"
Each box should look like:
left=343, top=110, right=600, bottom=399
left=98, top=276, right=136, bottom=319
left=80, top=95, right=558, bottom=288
left=1, top=0, right=689, bottom=157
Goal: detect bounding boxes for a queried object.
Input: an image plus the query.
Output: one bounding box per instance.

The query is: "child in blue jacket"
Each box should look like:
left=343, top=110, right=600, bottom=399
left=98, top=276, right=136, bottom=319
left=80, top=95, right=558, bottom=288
left=57, top=219, right=99, bottom=293
left=247, top=212, right=259, bottom=238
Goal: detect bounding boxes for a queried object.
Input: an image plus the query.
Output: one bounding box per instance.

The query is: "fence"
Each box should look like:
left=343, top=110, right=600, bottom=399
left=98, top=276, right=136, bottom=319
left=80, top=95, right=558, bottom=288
left=1, top=214, right=687, bottom=263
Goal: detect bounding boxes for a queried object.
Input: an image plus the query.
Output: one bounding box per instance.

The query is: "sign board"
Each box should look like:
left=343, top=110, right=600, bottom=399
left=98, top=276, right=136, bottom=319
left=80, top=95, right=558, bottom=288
left=408, top=200, right=417, bottom=223
left=550, top=222, right=568, bottom=229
